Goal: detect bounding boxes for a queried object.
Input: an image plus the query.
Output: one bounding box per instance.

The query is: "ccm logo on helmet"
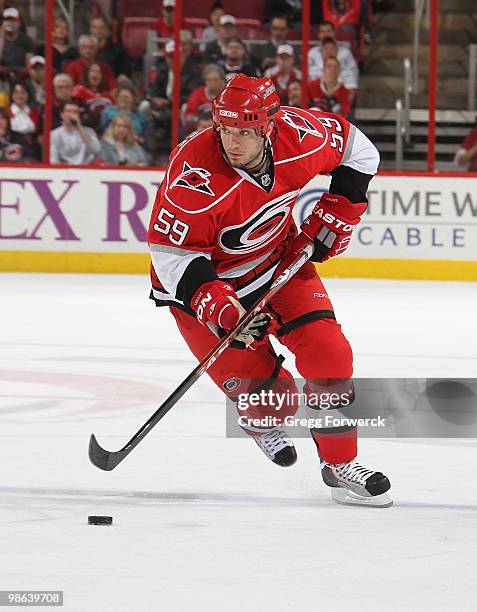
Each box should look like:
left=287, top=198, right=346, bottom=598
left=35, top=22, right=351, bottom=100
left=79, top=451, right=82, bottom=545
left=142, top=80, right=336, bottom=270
left=219, top=110, right=239, bottom=118
left=263, top=84, right=276, bottom=98
left=311, top=207, right=357, bottom=233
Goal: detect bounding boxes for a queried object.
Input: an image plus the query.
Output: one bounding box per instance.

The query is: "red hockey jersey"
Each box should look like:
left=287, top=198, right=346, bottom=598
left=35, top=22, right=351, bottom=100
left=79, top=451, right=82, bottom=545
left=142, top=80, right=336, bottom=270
left=148, top=106, right=379, bottom=311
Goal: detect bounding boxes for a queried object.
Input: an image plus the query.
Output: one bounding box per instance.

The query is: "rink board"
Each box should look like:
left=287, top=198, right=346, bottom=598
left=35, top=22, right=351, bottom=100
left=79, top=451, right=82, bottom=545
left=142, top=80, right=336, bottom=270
left=0, top=166, right=475, bottom=280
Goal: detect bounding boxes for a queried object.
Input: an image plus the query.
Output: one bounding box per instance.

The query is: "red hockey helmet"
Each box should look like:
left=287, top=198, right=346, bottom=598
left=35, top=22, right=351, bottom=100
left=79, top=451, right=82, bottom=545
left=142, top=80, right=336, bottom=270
left=212, top=74, right=281, bottom=137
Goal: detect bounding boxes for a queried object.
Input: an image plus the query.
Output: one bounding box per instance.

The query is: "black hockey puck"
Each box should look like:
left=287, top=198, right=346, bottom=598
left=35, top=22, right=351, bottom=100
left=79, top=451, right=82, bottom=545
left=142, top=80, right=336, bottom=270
left=88, top=515, right=113, bottom=526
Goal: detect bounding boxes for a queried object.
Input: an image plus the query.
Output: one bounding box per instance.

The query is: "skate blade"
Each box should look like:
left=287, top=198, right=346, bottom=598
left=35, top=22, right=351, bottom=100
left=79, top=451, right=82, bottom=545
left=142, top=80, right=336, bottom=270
left=331, top=487, right=393, bottom=508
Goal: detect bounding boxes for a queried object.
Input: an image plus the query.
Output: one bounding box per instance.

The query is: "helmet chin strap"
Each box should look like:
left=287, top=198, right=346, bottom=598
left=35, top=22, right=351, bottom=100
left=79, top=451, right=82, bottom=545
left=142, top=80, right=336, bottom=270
left=244, top=135, right=269, bottom=174
left=245, top=124, right=277, bottom=174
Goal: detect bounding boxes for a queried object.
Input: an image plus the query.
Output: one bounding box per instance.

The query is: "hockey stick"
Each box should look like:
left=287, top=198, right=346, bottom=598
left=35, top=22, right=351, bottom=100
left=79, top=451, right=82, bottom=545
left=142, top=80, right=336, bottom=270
left=89, top=243, right=314, bottom=471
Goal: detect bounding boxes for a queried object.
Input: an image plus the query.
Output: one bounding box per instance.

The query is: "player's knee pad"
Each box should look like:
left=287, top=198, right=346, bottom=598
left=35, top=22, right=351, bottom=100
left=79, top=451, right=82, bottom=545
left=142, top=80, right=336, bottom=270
left=294, top=318, right=353, bottom=380
left=304, top=378, right=355, bottom=413
left=304, top=378, right=357, bottom=462
left=234, top=358, right=299, bottom=436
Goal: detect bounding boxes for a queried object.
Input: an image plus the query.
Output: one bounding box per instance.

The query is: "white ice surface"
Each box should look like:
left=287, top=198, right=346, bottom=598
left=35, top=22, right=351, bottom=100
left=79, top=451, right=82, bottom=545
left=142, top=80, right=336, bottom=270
left=1, top=274, right=476, bottom=612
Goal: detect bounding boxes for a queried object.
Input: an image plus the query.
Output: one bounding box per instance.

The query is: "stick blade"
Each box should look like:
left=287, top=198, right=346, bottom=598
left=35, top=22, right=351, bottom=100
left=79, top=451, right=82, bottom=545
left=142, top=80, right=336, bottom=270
left=89, top=434, right=124, bottom=471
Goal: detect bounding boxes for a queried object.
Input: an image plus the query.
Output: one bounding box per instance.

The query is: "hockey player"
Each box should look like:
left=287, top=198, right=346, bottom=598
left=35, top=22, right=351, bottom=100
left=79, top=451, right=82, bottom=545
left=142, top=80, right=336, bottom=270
left=148, top=74, right=391, bottom=507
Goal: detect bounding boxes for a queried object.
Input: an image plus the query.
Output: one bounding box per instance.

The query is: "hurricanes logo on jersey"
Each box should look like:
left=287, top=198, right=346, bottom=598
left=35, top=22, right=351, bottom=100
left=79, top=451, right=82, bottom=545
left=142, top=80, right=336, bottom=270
left=281, top=110, right=325, bottom=143
left=218, top=191, right=298, bottom=255
left=171, top=162, right=215, bottom=196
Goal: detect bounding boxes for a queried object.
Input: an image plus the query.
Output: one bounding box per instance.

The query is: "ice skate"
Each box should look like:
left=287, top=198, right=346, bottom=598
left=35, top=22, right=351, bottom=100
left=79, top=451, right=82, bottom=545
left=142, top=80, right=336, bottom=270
left=253, top=427, right=297, bottom=467
left=321, top=458, right=393, bottom=508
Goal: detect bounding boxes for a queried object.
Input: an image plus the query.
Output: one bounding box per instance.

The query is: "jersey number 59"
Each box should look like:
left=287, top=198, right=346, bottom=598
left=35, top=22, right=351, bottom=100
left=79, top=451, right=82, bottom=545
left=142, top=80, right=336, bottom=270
left=320, top=117, right=344, bottom=153
left=153, top=207, right=190, bottom=245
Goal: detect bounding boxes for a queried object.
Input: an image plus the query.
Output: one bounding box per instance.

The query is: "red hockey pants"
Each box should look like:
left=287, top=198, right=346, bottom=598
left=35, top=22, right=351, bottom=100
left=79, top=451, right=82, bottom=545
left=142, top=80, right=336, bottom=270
left=171, top=262, right=357, bottom=464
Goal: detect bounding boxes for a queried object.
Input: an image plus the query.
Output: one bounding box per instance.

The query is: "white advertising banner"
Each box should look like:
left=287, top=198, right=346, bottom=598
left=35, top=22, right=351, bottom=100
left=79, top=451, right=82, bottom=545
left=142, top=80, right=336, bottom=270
left=0, top=167, right=475, bottom=273
left=0, top=167, right=161, bottom=253
left=295, top=175, right=477, bottom=261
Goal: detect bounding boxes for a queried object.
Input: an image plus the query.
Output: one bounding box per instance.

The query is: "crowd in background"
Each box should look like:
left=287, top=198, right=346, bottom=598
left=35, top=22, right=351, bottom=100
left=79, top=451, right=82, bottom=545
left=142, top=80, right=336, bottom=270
left=12, top=0, right=477, bottom=170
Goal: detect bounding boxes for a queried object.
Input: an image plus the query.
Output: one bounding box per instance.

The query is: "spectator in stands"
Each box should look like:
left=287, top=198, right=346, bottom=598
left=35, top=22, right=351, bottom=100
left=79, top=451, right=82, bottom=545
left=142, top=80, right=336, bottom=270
left=183, top=64, right=225, bottom=133
left=144, top=36, right=202, bottom=157
left=308, top=56, right=354, bottom=117
left=66, top=34, right=116, bottom=91
left=195, top=108, right=213, bottom=133
left=52, top=72, right=79, bottom=128
left=25, top=55, right=45, bottom=108
left=73, top=62, right=114, bottom=105
left=202, top=6, right=225, bottom=48
left=309, top=21, right=359, bottom=90
left=7, top=81, right=41, bottom=134
left=50, top=100, right=100, bottom=164
left=455, top=123, right=477, bottom=172
left=309, top=35, right=358, bottom=91
left=7, top=81, right=41, bottom=159
left=90, top=16, right=131, bottom=78
left=0, top=7, right=34, bottom=71
left=72, top=62, right=114, bottom=132
left=0, top=77, right=10, bottom=107
left=252, top=15, right=293, bottom=73
left=100, top=113, right=149, bottom=166
left=36, top=16, right=77, bottom=73
left=204, top=14, right=237, bottom=64
left=218, top=38, right=259, bottom=82
left=149, top=35, right=202, bottom=106
left=287, top=79, right=308, bottom=108
left=0, top=106, right=31, bottom=161
left=101, top=86, right=145, bottom=141
left=264, top=44, right=301, bottom=104
left=322, top=0, right=361, bottom=34
left=264, top=0, right=306, bottom=29
left=187, top=108, right=214, bottom=138
left=156, top=0, right=176, bottom=39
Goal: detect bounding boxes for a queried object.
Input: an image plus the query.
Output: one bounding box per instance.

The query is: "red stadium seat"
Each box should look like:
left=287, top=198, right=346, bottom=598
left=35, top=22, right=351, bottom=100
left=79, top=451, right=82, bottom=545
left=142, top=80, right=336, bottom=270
left=254, top=27, right=271, bottom=40
left=286, top=29, right=301, bottom=41
left=183, top=0, right=215, bottom=19
left=235, top=18, right=261, bottom=40
left=122, top=18, right=159, bottom=61
left=235, top=18, right=261, bottom=27
left=183, top=17, right=209, bottom=38
left=221, top=0, right=265, bottom=21
left=117, top=0, right=162, bottom=19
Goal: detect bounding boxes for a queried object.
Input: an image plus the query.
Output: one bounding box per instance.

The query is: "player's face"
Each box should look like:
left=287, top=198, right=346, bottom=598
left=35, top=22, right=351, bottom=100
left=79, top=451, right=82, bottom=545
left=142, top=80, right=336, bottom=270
left=220, top=126, right=265, bottom=169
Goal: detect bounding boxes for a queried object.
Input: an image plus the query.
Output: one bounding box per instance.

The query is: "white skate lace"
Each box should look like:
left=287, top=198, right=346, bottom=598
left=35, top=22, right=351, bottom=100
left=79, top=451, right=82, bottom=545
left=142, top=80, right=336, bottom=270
left=333, top=460, right=375, bottom=485
left=255, top=428, right=291, bottom=457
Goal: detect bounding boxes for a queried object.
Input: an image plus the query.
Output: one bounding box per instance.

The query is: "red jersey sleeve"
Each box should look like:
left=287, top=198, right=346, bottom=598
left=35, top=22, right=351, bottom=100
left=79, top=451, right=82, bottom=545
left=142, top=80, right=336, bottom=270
left=277, top=106, right=379, bottom=182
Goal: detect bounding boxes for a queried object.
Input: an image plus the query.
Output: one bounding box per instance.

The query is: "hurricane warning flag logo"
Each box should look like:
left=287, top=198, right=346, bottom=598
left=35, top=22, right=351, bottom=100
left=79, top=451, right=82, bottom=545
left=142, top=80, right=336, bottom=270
left=281, top=110, right=325, bottom=143
left=171, top=162, right=215, bottom=196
